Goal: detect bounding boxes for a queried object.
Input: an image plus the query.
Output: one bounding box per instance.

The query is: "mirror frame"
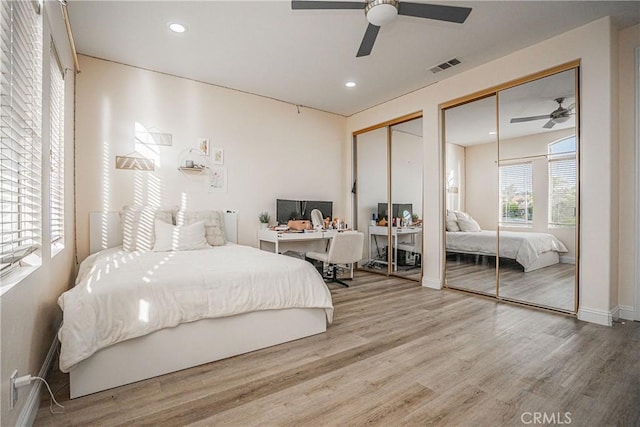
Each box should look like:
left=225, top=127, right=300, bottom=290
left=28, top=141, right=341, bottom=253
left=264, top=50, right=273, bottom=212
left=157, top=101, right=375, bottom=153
left=352, top=111, right=424, bottom=281
left=440, top=60, right=580, bottom=314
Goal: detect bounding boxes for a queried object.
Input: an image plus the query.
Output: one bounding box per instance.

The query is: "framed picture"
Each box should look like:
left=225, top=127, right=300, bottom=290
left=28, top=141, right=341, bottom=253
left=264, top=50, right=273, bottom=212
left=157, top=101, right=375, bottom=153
left=208, top=167, right=227, bottom=193
left=198, top=138, right=210, bottom=156
left=211, top=147, right=224, bottom=165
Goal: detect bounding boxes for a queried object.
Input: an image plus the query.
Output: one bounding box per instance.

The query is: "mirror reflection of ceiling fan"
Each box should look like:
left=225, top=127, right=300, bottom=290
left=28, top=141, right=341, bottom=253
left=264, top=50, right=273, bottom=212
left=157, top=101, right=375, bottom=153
left=510, top=97, right=575, bottom=129
left=291, top=0, right=472, bottom=57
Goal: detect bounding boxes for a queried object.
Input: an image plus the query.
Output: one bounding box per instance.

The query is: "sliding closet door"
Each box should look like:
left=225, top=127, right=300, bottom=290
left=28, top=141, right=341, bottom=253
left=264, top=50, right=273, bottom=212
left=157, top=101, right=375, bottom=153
left=356, top=127, right=391, bottom=274
left=443, top=96, right=498, bottom=296
left=390, top=117, right=423, bottom=281
left=497, top=69, right=578, bottom=312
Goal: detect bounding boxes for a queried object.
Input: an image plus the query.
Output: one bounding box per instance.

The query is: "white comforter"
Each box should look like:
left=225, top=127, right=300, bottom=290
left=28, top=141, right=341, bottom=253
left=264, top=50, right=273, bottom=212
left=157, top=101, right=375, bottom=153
left=58, top=244, right=334, bottom=372
left=446, top=230, right=568, bottom=270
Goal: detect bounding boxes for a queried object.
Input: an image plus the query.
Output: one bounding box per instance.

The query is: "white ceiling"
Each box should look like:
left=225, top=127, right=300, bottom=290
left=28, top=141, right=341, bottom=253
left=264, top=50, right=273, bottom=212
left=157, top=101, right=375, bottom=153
left=67, top=1, right=639, bottom=116
left=445, top=68, right=576, bottom=146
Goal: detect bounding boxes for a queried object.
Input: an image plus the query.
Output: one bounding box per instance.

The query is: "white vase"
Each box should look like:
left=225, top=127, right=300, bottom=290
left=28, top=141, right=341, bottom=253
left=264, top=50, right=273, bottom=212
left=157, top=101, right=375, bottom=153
left=259, top=223, right=269, bottom=230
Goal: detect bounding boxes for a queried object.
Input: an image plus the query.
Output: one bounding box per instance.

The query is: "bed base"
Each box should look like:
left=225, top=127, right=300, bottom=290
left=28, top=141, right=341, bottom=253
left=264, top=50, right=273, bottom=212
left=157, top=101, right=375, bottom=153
left=446, top=249, right=560, bottom=272
left=69, top=307, right=326, bottom=398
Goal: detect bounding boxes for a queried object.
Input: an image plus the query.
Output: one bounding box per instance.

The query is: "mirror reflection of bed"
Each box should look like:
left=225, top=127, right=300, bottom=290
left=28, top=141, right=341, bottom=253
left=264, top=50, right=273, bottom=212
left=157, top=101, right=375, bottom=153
left=443, top=68, right=578, bottom=313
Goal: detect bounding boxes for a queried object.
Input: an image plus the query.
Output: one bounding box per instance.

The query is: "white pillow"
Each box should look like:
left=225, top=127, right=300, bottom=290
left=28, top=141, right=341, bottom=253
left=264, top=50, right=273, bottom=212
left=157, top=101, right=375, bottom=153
left=120, top=205, right=176, bottom=252
left=446, top=210, right=460, bottom=232
left=458, top=218, right=482, bottom=232
left=153, top=220, right=209, bottom=252
left=178, top=210, right=226, bottom=246
left=454, top=210, right=471, bottom=221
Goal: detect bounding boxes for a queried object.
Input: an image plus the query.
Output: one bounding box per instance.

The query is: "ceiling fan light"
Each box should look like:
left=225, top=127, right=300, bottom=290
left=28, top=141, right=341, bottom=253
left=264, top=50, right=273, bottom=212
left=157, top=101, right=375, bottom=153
left=554, top=115, right=570, bottom=124
left=366, top=1, right=399, bottom=26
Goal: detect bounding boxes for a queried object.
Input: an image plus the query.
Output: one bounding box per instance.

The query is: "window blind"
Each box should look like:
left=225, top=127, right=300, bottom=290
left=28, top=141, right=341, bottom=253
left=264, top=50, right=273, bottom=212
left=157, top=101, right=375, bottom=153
left=0, top=0, right=42, bottom=270
left=549, top=157, right=576, bottom=226
left=50, top=41, right=64, bottom=245
left=499, top=163, right=533, bottom=224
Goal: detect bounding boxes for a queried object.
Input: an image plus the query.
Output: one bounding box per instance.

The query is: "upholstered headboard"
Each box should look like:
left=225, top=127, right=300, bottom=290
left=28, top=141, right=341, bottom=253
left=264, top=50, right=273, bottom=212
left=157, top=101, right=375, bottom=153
left=89, top=211, right=238, bottom=255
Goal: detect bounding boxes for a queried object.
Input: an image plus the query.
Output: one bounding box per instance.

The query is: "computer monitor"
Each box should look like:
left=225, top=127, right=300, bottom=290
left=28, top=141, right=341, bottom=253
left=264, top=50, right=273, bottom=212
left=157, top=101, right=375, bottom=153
left=276, top=199, right=333, bottom=224
left=377, top=203, right=413, bottom=221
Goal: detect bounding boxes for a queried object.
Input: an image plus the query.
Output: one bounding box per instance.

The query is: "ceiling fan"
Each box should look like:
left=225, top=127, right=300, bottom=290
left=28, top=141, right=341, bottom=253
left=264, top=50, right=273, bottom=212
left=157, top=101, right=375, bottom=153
left=510, top=97, right=575, bottom=129
left=291, top=0, right=472, bottom=57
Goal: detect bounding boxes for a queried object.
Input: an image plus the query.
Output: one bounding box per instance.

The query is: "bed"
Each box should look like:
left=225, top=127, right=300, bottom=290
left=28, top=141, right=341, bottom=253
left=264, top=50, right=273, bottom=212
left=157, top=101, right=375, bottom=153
left=446, top=230, right=568, bottom=272
left=58, top=211, right=333, bottom=398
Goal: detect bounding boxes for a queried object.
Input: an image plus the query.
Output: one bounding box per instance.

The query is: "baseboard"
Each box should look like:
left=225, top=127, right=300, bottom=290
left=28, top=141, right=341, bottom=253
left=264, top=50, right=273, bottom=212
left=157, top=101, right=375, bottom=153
left=618, top=305, right=635, bottom=321
left=577, top=306, right=614, bottom=326
left=17, top=329, right=60, bottom=427
left=422, top=276, right=441, bottom=290
left=559, top=256, right=575, bottom=264
left=611, top=306, right=620, bottom=321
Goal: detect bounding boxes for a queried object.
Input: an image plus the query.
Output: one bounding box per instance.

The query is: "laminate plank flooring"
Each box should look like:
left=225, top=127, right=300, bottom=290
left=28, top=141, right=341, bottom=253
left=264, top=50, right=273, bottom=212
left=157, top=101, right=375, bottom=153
left=446, top=254, right=575, bottom=311
left=35, top=271, right=639, bottom=426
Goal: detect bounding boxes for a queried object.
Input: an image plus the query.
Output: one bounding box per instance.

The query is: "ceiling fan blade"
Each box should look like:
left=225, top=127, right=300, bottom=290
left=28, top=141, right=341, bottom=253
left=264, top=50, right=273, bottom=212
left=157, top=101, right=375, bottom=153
left=567, top=103, right=575, bottom=111
left=510, top=114, right=551, bottom=124
left=291, top=1, right=365, bottom=10
left=398, top=2, right=472, bottom=23
left=543, top=119, right=556, bottom=129
left=356, top=24, right=380, bottom=57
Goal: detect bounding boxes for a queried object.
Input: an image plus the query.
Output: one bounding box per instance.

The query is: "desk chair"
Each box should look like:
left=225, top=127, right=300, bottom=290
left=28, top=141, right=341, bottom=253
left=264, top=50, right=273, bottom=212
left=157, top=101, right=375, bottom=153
left=306, top=231, right=364, bottom=287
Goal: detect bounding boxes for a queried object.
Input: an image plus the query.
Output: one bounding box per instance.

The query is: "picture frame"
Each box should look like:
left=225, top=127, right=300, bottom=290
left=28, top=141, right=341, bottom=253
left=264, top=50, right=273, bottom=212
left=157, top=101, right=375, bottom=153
left=208, top=167, right=227, bottom=193
left=198, top=138, right=210, bottom=156
left=211, top=147, right=224, bottom=165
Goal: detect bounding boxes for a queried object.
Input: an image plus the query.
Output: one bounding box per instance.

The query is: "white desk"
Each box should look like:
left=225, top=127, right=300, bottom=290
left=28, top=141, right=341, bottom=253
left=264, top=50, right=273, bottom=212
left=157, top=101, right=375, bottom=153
left=258, top=229, right=352, bottom=278
left=258, top=229, right=339, bottom=254
left=368, top=225, right=421, bottom=272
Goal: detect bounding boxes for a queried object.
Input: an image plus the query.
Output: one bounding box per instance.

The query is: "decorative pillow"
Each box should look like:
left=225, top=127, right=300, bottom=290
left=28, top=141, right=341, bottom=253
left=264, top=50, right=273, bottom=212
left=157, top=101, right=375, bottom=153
left=458, top=218, right=482, bottom=232
left=153, top=220, right=208, bottom=252
left=454, top=210, right=471, bottom=221
left=120, top=205, right=176, bottom=252
left=179, top=210, right=226, bottom=246
left=446, top=210, right=460, bottom=232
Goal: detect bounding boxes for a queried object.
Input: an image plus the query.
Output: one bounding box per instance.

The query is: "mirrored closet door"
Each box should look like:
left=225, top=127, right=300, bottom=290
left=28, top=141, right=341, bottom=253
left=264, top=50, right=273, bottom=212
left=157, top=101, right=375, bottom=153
left=443, top=96, right=498, bottom=296
left=354, top=114, right=424, bottom=282
left=497, top=69, right=578, bottom=311
left=356, top=127, right=390, bottom=275
left=443, top=64, right=579, bottom=313
left=390, top=117, right=423, bottom=280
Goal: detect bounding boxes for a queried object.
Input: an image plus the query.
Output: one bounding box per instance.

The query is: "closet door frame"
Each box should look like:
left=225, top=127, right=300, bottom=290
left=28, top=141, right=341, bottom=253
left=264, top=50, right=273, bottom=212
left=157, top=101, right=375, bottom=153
left=352, top=111, right=423, bottom=280
left=440, top=60, right=580, bottom=314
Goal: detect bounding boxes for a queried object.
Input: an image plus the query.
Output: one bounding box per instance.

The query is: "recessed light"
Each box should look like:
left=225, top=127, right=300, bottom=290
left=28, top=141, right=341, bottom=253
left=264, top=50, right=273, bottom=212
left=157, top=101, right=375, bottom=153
left=169, top=23, right=186, bottom=33
left=489, top=131, right=497, bottom=135
left=345, top=81, right=357, bottom=88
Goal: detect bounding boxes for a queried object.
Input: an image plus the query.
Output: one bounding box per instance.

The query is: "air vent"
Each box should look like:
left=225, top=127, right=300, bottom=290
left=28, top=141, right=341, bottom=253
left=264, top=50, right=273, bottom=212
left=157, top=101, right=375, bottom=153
left=429, top=57, right=462, bottom=74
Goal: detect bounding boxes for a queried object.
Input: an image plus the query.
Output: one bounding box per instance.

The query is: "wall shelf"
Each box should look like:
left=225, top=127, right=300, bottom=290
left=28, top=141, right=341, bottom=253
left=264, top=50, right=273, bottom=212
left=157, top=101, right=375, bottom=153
left=178, top=166, right=208, bottom=175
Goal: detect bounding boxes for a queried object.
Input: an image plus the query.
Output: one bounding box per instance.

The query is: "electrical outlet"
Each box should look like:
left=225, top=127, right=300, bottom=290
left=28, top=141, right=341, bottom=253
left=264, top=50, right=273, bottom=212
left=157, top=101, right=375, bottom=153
left=9, top=370, right=18, bottom=410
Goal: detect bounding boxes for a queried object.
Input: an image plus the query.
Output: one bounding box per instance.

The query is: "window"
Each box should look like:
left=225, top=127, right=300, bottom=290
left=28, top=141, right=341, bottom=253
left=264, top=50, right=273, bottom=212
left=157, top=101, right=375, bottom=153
left=0, top=1, right=43, bottom=275
left=548, top=136, right=577, bottom=226
left=500, top=163, right=533, bottom=224
left=50, top=42, right=64, bottom=246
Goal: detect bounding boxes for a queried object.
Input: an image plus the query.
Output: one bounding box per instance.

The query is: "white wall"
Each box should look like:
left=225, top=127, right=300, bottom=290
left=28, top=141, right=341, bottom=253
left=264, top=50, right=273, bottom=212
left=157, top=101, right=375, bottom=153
left=617, top=24, right=640, bottom=319
left=464, top=142, right=498, bottom=230
left=345, top=17, right=620, bottom=323
left=445, top=143, right=465, bottom=212
left=0, top=3, right=76, bottom=424
left=391, top=129, right=423, bottom=218
left=75, top=55, right=346, bottom=262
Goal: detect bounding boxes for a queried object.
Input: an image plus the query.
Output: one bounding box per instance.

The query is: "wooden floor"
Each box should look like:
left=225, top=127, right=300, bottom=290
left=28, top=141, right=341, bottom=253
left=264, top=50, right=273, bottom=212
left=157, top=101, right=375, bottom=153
left=36, top=272, right=639, bottom=426
left=446, top=254, right=575, bottom=311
